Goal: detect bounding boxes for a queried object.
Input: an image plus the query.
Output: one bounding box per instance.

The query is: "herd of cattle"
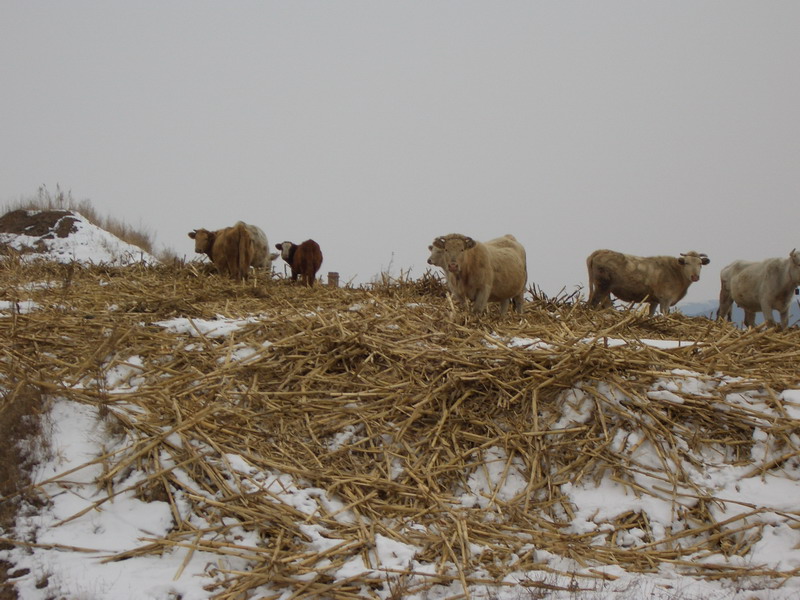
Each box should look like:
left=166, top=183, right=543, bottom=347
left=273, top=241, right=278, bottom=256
left=189, top=222, right=800, bottom=329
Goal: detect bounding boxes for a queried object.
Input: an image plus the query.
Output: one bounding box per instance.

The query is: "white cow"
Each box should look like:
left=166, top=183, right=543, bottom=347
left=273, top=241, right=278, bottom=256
left=242, top=224, right=273, bottom=272
left=428, top=233, right=527, bottom=315
left=718, top=249, right=800, bottom=328
left=587, top=249, right=710, bottom=316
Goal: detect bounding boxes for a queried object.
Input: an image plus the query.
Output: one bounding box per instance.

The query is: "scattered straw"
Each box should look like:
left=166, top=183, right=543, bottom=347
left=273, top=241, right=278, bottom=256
left=1, top=260, right=800, bottom=598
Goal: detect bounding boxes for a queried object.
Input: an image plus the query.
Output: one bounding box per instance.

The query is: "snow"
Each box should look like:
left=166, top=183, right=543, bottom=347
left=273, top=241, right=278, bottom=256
left=0, top=299, right=40, bottom=314
left=6, top=355, right=800, bottom=598
left=153, top=315, right=261, bottom=338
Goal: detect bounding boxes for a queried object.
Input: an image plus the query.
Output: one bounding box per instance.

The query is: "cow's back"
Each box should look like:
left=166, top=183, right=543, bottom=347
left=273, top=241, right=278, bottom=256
left=485, top=236, right=527, bottom=300
left=457, top=242, right=493, bottom=298
left=242, top=223, right=271, bottom=270
left=298, top=240, right=323, bottom=270
left=591, top=251, right=679, bottom=303
left=215, top=222, right=254, bottom=280
left=589, top=251, right=651, bottom=302
left=728, top=258, right=782, bottom=308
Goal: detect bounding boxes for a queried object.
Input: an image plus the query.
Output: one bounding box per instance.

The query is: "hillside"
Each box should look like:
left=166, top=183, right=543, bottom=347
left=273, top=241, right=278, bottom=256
left=0, top=209, right=158, bottom=265
left=1, top=258, right=800, bottom=599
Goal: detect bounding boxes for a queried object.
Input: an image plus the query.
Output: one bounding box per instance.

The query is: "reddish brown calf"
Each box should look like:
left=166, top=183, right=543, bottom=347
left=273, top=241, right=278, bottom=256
left=275, top=240, right=323, bottom=287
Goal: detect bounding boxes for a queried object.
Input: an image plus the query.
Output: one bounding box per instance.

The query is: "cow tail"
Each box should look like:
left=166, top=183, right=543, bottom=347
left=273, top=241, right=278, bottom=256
left=586, top=253, right=595, bottom=304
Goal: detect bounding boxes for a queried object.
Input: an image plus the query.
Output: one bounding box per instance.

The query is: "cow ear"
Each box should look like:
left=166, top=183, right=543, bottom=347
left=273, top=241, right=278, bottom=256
left=432, top=237, right=445, bottom=249
left=677, top=257, right=686, bottom=265
left=701, top=257, right=710, bottom=265
left=188, top=231, right=196, bottom=239
left=270, top=252, right=279, bottom=261
left=275, top=243, right=282, bottom=250
left=464, top=237, right=476, bottom=249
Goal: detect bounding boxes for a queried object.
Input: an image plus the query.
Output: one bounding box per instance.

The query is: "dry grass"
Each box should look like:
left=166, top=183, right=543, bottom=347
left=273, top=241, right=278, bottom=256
left=1, top=259, right=800, bottom=598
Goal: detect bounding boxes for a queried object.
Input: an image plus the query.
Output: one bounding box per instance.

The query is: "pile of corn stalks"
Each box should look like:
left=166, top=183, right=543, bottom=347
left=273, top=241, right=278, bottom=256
left=2, top=258, right=800, bottom=598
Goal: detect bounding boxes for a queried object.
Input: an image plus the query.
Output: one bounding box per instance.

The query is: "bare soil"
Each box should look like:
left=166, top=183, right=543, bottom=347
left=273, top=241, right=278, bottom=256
left=0, top=210, right=80, bottom=256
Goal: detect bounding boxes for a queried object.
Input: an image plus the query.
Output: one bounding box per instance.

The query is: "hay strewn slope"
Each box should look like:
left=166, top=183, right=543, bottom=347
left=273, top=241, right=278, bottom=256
left=2, top=260, right=800, bottom=599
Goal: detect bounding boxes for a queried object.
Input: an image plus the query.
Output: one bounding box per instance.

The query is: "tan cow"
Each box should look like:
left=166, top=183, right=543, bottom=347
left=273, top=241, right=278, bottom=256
left=718, top=249, right=800, bottom=328
left=587, top=249, right=710, bottom=316
left=188, top=221, right=255, bottom=281
left=429, top=233, right=527, bottom=315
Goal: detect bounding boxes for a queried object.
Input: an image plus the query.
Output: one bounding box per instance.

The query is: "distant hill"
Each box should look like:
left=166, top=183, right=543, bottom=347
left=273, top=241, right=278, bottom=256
left=678, top=297, right=800, bottom=326
left=0, top=209, right=158, bottom=266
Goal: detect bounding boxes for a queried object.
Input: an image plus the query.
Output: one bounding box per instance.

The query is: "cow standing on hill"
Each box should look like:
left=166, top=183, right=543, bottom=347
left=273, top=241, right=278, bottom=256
left=718, top=249, right=800, bottom=329
left=188, top=221, right=255, bottom=281
left=587, top=249, right=710, bottom=316
left=276, top=239, right=323, bottom=286
left=429, top=233, right=527, bottom=315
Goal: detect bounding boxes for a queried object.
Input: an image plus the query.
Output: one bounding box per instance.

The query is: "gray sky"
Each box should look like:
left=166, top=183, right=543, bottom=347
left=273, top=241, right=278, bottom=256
left=2, top=2, right=799, bottom=302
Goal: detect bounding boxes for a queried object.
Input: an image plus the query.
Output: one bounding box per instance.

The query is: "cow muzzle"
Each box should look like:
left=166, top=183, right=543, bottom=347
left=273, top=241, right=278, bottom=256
left=447, top=263, right=459, bottom=273
left=691, top=275, right=699, bottom=282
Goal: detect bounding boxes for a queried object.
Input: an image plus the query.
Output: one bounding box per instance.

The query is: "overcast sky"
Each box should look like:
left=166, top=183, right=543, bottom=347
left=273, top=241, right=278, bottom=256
left=2, top=2, right=799, bottom=302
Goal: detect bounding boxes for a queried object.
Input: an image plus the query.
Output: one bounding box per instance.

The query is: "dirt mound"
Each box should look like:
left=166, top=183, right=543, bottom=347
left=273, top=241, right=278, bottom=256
left=0, top=209, right=79, bottom=240
left=0, top=209, right=157, bottom=265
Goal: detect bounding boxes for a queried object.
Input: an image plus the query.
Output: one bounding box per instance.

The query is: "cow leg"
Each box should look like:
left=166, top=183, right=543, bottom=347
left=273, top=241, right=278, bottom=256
left=307, top=272, right=315, bottom=287
left=291, top=269, right=299, bottom=282
left=718, top=285, right=733, bottom=321
left=648, top=302, right=660, bottom=317
left=498, top=298, right=510, bottom=316
left=779, top=309, right=790, bottom=329
left=512, top=292, right=525, bottom=314
left=471, top=287, right=491, bottom=315
left=744, top=311, right=756, bottom=328
left=760, top=301, right=777, bottom=327
left=589, top=289, right=610, bottom=309
left=450, top=288, right=467, bottom=307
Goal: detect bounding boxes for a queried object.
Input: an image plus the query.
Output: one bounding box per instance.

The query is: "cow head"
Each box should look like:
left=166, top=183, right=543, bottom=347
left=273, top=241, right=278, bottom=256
left=427, top=244, right=446, bottom=268
left=431, top=234, right=476, bottom=274
left=275, top=242, right=295, bottom=262
left=188, top=229, right=213, bottom=253
left=677, top=251, right=710, bottom=282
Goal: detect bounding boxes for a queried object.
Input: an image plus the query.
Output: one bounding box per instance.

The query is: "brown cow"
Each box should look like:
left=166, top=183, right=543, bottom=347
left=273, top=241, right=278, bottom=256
left=276, top=239, right=323, bottom=286
left=188, top=221, right=254, bottom=281
left=587, top=249, right=710, bottom=316
left=718, top=249, right=800, bottom=328
left=429, top=233, right=527, bottom=315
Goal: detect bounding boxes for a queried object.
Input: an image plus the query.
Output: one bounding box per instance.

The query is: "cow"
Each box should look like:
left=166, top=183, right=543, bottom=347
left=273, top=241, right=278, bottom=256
left=243, top=223, right=274, bottom=272
left=275, top=239, right=323, bottom=286
left=188, top=221, right=254, bottom=281
left=718, top=249, right=800, bottom=329
left=587, top=249, right=710, bottom=316
left=429, top=233, right=527, bottom=315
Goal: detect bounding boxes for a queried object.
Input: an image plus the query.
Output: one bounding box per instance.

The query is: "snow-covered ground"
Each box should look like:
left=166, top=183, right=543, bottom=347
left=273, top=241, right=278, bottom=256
left=3, top=315, right=800, bottom=599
